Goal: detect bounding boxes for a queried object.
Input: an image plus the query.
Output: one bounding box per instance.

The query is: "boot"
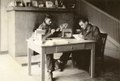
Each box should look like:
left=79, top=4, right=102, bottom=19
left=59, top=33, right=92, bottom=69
left=47, top=71, right=53, bottom=81
left=56, top=60, right=64, bottom=72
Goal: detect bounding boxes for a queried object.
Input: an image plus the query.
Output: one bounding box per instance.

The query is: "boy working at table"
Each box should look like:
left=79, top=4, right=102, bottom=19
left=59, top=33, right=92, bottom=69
left=34, top=14, right=70, bottom=81
left=56, top=17, right=101, bottom=71
left=34, top=14, right=55, bottom=81
left=72, top=18, right=101, bottom=70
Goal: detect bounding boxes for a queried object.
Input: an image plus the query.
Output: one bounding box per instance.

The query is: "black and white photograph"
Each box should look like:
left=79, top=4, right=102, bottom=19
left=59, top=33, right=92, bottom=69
left=0, top=0, right=120, bottom=81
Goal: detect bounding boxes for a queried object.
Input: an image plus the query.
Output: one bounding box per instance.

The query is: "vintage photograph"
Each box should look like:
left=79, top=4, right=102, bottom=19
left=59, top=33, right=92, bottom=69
left=0, top=0, right=120, bottom=81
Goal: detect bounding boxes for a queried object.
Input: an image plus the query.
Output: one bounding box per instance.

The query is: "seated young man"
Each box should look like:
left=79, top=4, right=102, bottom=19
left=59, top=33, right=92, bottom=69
left=54, top=23, right=72, bottom=72
left=34, top=15, right=71, bottom=81
left=34, top=14, right=55, bottom=81
left=72, top=18, right=101, bottom=71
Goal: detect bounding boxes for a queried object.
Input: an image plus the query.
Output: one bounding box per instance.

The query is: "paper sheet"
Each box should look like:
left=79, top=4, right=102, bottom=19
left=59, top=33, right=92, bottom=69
left=44, top=39, right=69, bottom=45
left=73, top=34, right=85, bottom=40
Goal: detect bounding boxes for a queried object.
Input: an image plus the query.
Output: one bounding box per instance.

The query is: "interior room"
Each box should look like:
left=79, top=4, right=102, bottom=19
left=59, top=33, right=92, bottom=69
left=0, top=0, right=120, bottom=81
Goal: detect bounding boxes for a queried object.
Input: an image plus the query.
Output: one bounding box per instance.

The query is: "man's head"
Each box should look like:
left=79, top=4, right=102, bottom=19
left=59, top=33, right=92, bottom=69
left=78, top=18, right=89, bottom=29
left=44, top=14, right=52, bottom=25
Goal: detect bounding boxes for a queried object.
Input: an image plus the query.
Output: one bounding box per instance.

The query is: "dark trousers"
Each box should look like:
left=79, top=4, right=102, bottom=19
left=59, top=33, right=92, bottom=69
left=46, top=52, right=71, bottom=71
left=72, top=50, right=91, bottom=70
left=33, top=51, right=54, bottom=72
left=46, top=54, right=54, bottom=72
left=41, top=50, right=91, bottom=71
left=59, top=52, right=71, bottom=65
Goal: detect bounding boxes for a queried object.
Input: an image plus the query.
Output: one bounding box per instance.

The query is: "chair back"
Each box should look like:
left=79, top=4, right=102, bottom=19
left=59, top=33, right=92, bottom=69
left=99, top=33, right=108, bottom=57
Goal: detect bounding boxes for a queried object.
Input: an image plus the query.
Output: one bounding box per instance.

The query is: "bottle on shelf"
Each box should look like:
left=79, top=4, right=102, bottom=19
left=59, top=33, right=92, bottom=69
left=45, top=0, right=54, bottom=8
left=55, top=0, right=58, bottom=7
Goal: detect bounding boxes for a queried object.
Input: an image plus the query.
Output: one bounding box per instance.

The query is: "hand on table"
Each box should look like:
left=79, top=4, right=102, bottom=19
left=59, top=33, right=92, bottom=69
left=79, top=34, right=84, bottom=39
left=51, top=29, right=55, bottom=34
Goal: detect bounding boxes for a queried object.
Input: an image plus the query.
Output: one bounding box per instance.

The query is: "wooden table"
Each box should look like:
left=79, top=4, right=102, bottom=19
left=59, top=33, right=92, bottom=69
left=27, top=38, right=96, bottom=81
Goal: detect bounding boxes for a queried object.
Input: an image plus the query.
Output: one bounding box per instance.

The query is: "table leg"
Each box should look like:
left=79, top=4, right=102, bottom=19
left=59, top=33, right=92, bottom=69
left=27, top=47, right=31, bottom=75
left=40, top=48, right=45, bottom=81
left=91, top=44, right=95, bottom=78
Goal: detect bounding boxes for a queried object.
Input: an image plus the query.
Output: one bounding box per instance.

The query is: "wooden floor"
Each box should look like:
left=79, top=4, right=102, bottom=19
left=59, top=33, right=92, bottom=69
left=29, top=59, right=91, bottom=81
left=0, top=54, right=35, bottom=81
left=0, top=53, right=120, bottom=81
left=0, top=54, right=92, bottom=81
left=0, top=38, right=120, bottom=81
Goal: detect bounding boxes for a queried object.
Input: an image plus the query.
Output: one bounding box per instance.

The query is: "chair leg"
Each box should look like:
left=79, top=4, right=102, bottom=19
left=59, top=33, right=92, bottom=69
left=101, top=56, right=105, bottom=72
left=72, top=56, right=76, bottom=67
left=95, top=57, right=105, bottom=76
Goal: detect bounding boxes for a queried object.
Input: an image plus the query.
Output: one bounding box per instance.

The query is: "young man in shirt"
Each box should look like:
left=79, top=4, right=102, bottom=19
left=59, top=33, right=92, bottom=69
left=56, top=18, right=101, bottom=72
left=72, top=18, right=101, bottom=70
left=35, top=14, right=55, bottom=81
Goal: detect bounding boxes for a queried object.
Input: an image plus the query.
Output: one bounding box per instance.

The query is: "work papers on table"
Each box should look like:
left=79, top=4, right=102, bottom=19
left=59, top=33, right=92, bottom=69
left=44, top=39, right=69, bottom=45
left=73, top=34, right=85, bottom=40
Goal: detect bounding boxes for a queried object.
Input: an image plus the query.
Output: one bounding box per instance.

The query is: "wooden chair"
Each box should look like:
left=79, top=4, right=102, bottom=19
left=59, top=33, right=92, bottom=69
left=71, top=33, right=108, bottom=70
left=96, top=33, right=108, bottom=63
left=95, top=33, right=108, bottom=75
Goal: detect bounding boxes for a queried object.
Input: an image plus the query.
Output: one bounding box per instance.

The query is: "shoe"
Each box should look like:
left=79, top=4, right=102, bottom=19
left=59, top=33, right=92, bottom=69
left=47, top=72, right=53, bottom=81
left=55, top=60, right=64, bottom=72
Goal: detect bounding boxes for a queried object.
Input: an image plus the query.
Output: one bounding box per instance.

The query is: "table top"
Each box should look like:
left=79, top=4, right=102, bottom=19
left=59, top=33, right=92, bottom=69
left=27, top=37, right=96, bottom=47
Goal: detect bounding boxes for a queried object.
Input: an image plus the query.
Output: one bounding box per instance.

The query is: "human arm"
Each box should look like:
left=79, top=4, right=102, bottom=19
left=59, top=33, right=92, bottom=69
left=90, top=26, right=100, bottom=41
left=56, top=23, right=68, bottom=32
left=34, top=23, right=55, bottom=42
left=83, top=26, right=101, bottom=40
left=42, top=29, right=55, bottom=42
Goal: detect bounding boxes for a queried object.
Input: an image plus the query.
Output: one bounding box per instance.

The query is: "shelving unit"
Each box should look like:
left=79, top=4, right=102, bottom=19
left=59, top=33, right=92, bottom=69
left=7, top=7, right=75, bottom=60
left=7, top=7, right=75, bottom=12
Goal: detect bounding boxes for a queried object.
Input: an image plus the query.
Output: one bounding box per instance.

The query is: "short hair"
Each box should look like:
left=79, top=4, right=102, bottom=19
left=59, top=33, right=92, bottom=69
left=79, top=17, right=89, bottom=23
left=45, top=14, right=52, bottom=19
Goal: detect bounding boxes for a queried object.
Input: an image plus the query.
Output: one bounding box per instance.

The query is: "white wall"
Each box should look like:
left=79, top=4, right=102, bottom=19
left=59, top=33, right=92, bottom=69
left=75, top=0, right=120, bottom=60
left=0, top=0, right=1, bottom=49
left=0, top=0, right=12, bottom=51
left=105, top=38, right=120, bottom=60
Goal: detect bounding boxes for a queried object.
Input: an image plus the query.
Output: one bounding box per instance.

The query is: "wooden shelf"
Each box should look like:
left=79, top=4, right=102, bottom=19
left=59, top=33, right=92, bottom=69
left=7, top=7, right=75, bottom=12
left=7, top=6, right=74, bottom=57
